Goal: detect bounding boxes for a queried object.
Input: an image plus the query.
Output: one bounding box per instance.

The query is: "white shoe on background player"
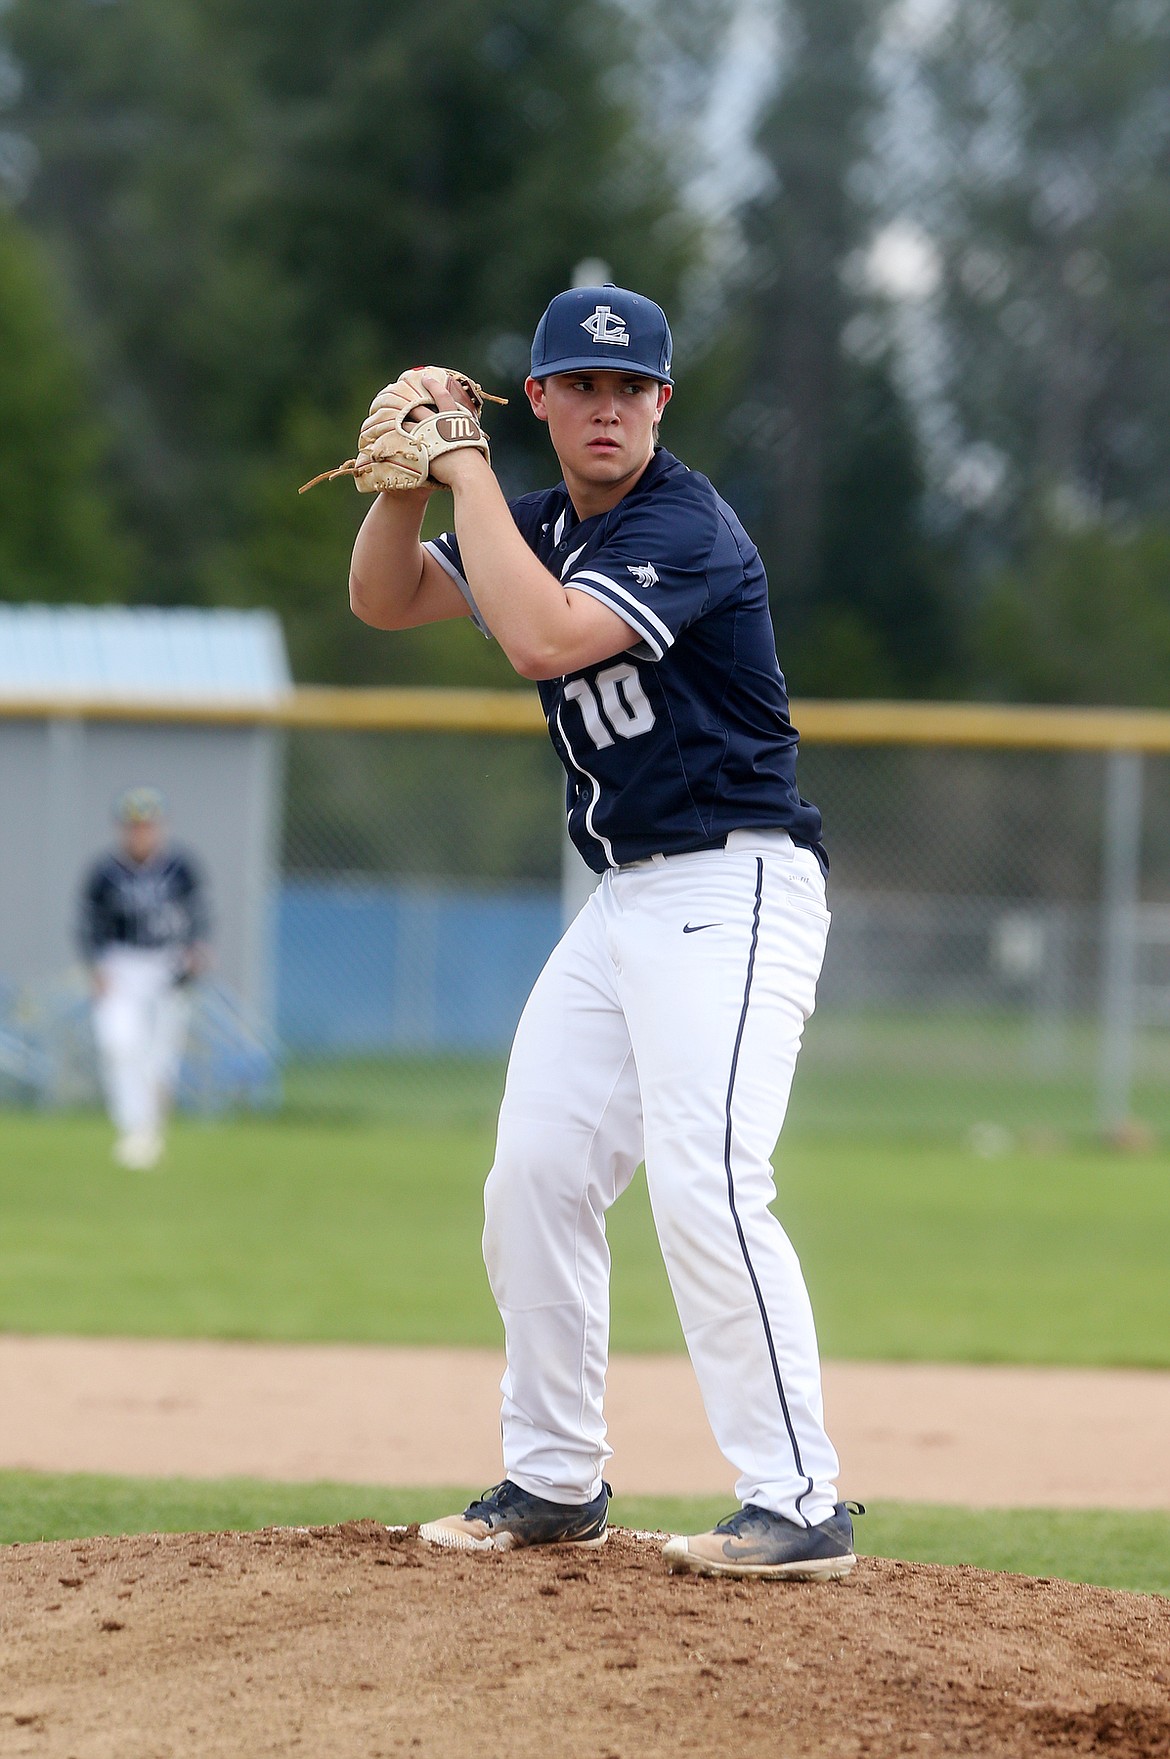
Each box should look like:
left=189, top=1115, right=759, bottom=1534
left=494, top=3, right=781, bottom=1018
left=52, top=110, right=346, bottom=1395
left=113, top=1130, right=164, bottom=1171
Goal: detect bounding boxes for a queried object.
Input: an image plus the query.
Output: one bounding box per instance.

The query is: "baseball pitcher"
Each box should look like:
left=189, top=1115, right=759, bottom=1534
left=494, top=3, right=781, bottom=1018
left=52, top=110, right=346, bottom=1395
left=324, top=283, right=857, bottom=1579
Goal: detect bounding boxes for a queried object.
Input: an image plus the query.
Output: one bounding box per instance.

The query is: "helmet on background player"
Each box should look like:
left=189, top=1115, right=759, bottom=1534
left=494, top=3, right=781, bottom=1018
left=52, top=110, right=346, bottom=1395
left=114, top=785, right=167, bottom=825
left=530, top=284, right=674, bottom=384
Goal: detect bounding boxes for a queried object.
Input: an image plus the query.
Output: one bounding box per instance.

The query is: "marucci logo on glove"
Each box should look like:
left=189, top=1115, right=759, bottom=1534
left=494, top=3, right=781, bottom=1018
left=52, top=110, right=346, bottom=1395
left=436, top=414, right=480, bottom=443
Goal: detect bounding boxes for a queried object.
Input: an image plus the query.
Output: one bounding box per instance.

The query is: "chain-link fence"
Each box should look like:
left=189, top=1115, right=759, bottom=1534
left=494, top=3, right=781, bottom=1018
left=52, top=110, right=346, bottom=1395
left=273, top=722, right=563, bottom=1128
left=3, top=693, right=1168, bottom=1144
left=797, top=737, right=1170, bottom=1142
left=274, top=710, right=1170, bottom=1143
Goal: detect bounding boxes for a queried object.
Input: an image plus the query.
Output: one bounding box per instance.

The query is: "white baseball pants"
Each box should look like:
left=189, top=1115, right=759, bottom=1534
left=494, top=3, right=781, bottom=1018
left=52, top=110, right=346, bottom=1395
left=92, top=947, right=190, bottom=1138
left=483, top=828, right=841, bottom=1525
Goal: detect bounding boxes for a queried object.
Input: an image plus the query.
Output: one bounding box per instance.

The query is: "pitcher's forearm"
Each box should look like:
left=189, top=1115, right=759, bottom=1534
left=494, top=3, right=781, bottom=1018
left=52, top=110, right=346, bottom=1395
left=348, top=488, right=434, bottom=628
left=448, top=467, right=565, bottom=663
left=447, top=461, right=629, bottom=677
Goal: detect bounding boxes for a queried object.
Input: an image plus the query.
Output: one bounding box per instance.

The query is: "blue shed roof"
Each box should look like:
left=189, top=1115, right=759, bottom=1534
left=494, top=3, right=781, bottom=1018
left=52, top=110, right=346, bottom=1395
left=0, top=606, right=291, bottom=700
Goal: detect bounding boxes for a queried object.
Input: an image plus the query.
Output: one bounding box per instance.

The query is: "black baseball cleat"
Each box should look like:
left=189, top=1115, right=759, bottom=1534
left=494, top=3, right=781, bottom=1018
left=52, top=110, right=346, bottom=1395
left=662, top=1500, right=863, bottom=1581
left=418, top=1479, right=612, bottom=1552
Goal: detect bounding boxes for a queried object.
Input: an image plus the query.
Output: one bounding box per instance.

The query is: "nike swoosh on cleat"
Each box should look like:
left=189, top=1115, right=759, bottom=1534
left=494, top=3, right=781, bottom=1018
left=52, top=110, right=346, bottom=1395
left=682, top=922, right=721, bottom=933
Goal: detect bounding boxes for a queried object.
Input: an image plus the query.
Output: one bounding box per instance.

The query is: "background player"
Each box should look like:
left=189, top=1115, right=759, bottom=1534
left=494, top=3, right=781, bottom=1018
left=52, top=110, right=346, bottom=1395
left=79, top=787, right=209, bottom=1170
left=348, top=284, right=856, bottom=1580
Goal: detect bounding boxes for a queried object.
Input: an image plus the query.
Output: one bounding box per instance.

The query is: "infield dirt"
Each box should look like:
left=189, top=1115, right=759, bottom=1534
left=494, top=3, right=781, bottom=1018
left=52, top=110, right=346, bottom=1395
left=5, top=1337, right=1170, bottom=1507
left=2, top=1521, right=1168, bottom=1759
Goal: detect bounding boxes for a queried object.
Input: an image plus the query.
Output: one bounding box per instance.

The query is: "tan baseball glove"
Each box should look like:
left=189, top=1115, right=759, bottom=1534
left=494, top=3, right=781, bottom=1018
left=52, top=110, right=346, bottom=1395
left=298, top=367, right=507, bottom=494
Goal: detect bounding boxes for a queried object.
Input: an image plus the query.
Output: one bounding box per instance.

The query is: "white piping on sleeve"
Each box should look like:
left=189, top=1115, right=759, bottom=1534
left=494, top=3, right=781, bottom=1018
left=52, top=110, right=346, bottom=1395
left=423, top=538, right=468, bottom=588
left=564, top=582, right=664, bottom=660
left=567, top=569, right=674, bottom=650
left=423, top=539, right=489, bottom=635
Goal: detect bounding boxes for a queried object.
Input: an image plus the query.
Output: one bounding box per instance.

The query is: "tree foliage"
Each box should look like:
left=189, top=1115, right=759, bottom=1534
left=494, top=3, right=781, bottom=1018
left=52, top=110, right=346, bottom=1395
left=976, top=522, right=1170, bottom=707
left=721, top=0, right=958, bottom=697
left=3, top=0, right=692, bottom=673
left=921, top=0, right=1170, bottom=540
left=0, top=205, right=132, bottom=601
left=4, top=0, right=1170, bottom=704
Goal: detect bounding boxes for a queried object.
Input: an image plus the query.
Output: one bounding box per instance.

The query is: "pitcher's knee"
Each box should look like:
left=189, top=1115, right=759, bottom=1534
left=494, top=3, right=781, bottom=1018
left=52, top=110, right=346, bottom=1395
left=484, top=1120, right=592, bottom=1258
left=482, top=1157, right=517, bottom=1251
left=493, top=1104, right=580, bottom=1181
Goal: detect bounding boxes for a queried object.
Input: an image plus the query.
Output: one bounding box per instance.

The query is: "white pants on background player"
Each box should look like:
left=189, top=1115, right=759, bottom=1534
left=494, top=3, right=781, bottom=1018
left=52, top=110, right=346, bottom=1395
left=92, top=946, right=190, bottom=1143
left=484, top=829, right=840, bottom=1525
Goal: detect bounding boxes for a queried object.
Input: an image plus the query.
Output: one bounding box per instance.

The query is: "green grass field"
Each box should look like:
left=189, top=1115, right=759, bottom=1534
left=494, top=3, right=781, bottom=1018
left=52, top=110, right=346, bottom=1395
left=1, top=1108, right=1168, bottom=1364
left=2, top=1102, right=1168, bottom=1593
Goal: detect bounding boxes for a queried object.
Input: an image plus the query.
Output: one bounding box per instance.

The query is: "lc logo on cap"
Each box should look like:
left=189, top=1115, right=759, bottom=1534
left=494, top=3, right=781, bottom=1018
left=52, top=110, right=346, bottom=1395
left=530, top=284, right=674, bottom=383
left=581, top=304, right=630, bottom=348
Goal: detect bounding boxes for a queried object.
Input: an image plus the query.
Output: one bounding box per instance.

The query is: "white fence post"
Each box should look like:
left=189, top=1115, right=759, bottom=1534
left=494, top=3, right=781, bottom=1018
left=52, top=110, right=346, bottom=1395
left=1098, top=749, right=1143, bottom=1136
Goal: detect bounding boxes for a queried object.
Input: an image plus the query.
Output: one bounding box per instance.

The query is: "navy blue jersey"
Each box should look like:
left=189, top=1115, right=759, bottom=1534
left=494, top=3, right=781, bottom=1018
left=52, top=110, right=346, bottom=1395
left=80, top=849, right=208, bottom=959
left=425, top=448, right=824, bottom=874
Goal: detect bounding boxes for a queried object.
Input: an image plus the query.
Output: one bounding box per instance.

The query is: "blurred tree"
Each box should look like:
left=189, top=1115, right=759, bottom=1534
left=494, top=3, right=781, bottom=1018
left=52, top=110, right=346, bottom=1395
left=921, top=0, right=1170, bottom=550
left=975, top=521, right=1170, bottom=707
left=722, top=0, right=957, bottom=697
left=3, top=0, right=696, bottom=672
left=203, top=0, right=699, bottom=682
left=735, top=0, right=877, bottom=601
left=1, top=0, right=292, bottom=601
left=813, top=352, right=958, bottom=696
left=0, top=205, right=132, bottom=601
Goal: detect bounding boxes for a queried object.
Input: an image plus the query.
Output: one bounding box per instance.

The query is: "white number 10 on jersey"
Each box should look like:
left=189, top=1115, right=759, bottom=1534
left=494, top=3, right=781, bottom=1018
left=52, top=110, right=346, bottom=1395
left=563, top=662, right=656, bottom=749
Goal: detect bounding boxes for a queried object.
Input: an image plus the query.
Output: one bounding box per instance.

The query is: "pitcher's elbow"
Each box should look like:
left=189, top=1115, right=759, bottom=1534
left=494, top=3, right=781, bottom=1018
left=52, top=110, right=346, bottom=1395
left=349, top=571, right=391, bottom=628
left=504, top=637, right=563, bottom=681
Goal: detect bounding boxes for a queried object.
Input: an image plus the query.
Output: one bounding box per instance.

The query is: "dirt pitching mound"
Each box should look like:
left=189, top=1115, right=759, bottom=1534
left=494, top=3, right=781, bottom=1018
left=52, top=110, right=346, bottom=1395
left=1, top=1522, right=1168, bottom=1758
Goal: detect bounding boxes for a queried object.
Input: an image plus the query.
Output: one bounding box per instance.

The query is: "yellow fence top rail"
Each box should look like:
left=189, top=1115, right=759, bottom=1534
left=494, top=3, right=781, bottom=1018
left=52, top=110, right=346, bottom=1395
left=3, top=687, right=1170, bottom=750
left=0, top=687, right=544, bottom=734
left=793, top=698, right=1170, bottom=751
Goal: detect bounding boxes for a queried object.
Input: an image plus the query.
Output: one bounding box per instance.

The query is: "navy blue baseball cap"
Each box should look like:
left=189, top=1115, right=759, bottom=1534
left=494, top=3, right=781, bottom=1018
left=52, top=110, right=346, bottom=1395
left=114, top=785, right=166, bottom=824
left=530, top=284, right=674, bottom=384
